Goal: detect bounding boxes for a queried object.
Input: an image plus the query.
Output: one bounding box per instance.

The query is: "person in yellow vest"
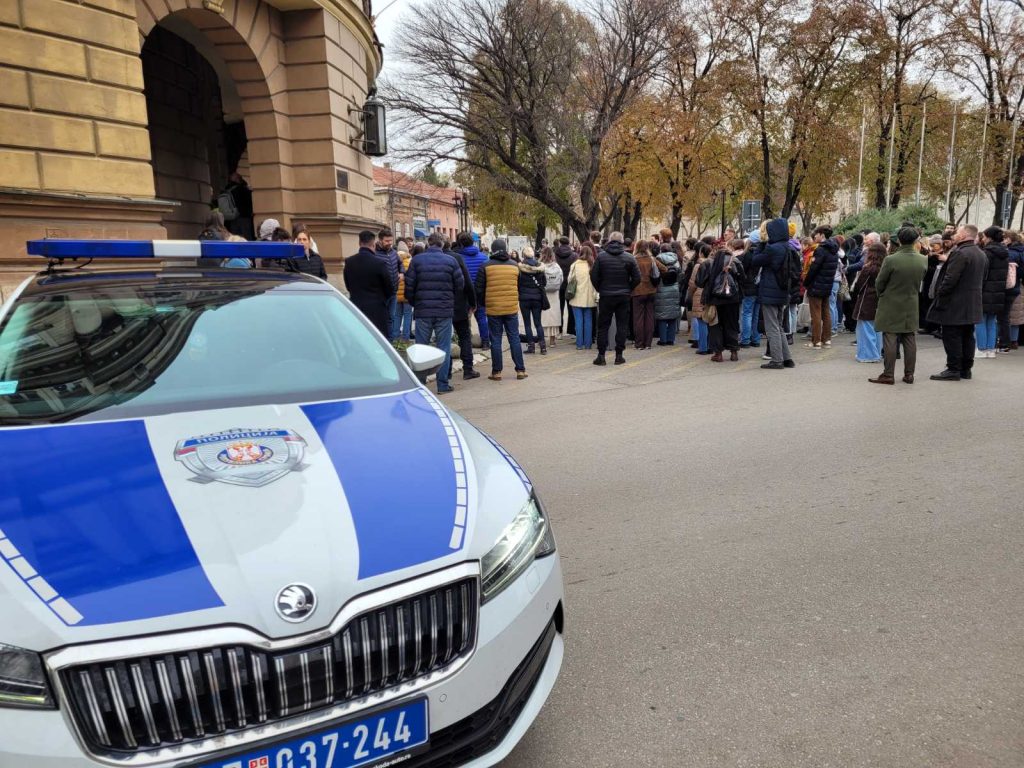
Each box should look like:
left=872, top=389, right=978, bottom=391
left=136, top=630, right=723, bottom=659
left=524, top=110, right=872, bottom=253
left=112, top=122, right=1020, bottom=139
left=475, top=239, right=527, bottom=381
left=394, top=240, right=414, bottom=341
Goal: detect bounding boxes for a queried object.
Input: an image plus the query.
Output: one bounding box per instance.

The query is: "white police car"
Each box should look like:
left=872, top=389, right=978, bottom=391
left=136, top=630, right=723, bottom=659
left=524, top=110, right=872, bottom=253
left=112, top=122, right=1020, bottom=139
left=0, top=240, right=564, bottom=768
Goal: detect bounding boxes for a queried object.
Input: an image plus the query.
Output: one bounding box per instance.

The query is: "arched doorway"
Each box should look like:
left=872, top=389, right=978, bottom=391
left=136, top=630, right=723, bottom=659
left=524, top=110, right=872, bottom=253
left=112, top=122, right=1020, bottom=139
left=139, top=6, right=281, bottom=241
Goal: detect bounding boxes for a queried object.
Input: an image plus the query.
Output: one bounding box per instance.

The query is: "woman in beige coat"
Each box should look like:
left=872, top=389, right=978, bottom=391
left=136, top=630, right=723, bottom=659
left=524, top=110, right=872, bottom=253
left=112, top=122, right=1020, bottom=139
left=568, top=244, right=599, bottom=349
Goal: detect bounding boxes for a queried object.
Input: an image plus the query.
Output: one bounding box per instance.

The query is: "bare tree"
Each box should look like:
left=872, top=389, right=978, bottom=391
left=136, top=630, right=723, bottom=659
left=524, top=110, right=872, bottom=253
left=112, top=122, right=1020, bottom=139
left=384, top=0, right=673, bottom=239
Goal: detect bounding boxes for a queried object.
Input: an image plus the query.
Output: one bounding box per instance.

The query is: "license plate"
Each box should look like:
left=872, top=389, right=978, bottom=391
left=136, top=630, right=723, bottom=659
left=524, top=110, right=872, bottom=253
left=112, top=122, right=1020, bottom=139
left=205, top=699, right=429, bottom=768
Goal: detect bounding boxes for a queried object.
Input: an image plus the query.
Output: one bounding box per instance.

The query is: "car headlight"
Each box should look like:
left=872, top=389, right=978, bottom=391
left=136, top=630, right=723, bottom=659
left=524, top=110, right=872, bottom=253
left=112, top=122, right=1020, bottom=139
left=0, top=643, right=54, bottom=709
left=481, top=493, right=556, bottom=602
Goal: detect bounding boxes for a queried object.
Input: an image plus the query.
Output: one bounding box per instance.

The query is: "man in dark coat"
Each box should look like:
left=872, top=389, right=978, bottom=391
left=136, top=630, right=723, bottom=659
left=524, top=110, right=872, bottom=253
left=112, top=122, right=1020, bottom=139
left=405, top=232, right=465, bottom=394
left=554, top=237, right=577, bottom=336
left=870, top=227, right=927, bottom=385
left=752, top=218, right=796, bottom=369
left=343, top=230, right=393, bottom=338
left=450, top=241, right=480, bottom=380
left=590, top=231, right=640, bottom=366
left=928, top=224, right=987, bottom=381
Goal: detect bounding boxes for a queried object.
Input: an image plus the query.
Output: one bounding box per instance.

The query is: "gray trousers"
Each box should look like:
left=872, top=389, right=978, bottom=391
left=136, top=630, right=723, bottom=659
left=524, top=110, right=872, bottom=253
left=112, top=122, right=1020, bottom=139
left=882, top=332, right=916, bottom=378
left=762, top=304, right=792, bottom=363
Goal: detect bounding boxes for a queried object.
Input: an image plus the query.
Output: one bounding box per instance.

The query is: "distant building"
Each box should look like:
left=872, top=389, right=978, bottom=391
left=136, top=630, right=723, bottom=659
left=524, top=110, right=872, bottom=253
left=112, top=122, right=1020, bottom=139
left=373, top=166, right=467, bottom=242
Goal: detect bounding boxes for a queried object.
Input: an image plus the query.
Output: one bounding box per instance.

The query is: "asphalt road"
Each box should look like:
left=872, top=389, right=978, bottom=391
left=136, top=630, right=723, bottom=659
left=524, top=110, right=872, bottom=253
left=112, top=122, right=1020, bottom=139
left=445, top=333, right=1024, bottom=768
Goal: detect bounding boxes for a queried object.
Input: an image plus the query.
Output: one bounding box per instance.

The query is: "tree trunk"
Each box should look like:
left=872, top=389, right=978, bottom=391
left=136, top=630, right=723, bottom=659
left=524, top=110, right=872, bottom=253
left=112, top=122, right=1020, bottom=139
left=534, top=218, right=545, bottom=251
left=669, top=201, right=683, bottom=239
left=624, top=201, right=643, bottom=241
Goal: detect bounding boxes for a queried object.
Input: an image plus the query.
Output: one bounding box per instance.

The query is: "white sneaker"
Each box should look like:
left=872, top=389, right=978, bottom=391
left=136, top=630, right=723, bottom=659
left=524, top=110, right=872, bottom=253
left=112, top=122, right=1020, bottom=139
left=762, top=354, right=772, bottom=360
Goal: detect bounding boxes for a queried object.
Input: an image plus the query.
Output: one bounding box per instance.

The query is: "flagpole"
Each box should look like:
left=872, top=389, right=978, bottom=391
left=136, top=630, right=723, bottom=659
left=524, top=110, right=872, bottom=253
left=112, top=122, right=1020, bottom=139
left=856, top=104, right=867, bottom=214
left=945, top=110, right=958, bottom=221
left=916, top=101, right=927, bottom=205
left=1005, top=113, right=1019, bottom=228
left=885, top=105, right=897, bottom=208
left=976, top=108, right=989, bottom=224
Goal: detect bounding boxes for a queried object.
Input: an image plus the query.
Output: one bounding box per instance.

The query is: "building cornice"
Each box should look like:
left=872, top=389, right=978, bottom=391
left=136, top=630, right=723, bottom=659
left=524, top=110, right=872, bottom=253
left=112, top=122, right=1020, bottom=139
left=267, top=0, right=383, bottom=80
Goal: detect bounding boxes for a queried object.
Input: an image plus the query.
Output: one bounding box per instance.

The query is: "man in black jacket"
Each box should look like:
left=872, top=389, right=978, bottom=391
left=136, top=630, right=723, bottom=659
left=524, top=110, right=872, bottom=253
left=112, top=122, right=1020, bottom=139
left=343, top=230, right=394, bottom=337
left=590, top=231, right=641, bottom=366
left=928, top=224, right=987, bottom=381
left=450, top=242, right=480, bottom=380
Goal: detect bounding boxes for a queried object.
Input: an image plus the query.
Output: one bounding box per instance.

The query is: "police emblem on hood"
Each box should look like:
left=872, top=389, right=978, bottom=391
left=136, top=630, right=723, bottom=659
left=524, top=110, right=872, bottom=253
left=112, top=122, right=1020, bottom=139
left=174, top=428, right=307, bottom=487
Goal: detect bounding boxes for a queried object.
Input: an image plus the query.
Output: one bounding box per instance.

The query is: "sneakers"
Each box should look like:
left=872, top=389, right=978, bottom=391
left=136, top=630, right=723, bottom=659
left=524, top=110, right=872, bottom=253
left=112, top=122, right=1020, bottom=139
left=804, top=342, right=822, bottom=350
left=823, top=341, right=832, bottom=348
left=488, top=372, right=502, bottom=381
left=762, top=353, right=773, bottom=360
left=857, top=358, right=882, bottom=364
left=516, top=371, right=528, bottom=380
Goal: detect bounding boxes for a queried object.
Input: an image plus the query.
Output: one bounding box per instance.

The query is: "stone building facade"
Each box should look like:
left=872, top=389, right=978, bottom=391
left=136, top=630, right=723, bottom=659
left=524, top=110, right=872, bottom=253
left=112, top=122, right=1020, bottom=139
left=0, top=0, right=384, bottom=298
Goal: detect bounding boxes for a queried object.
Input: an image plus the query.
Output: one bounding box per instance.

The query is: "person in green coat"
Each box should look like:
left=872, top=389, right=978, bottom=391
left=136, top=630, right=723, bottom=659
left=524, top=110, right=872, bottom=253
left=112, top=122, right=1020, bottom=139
left=869, top=226, right=928, bottom=385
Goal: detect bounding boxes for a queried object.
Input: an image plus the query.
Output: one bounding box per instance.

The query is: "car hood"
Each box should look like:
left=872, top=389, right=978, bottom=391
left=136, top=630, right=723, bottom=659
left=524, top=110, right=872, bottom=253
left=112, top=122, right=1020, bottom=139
left=0, top=389, right=531, bottom=650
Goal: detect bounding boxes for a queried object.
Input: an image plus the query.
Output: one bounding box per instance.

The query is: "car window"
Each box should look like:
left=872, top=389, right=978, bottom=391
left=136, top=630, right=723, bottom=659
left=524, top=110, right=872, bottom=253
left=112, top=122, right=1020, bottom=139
left=0, top=284, right=411, bottom=425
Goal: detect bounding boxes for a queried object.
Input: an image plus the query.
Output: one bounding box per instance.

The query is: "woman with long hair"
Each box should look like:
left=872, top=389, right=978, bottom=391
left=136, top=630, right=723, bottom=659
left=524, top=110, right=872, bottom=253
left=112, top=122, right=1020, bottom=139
left=631, top=240, right=660, bottom=349
left=539, top=246, right=563, bottom=348
left=292, top=223, right=327, bottom=278
left=852, top=242, right=887, bottom=363
left=696, top=247, right=746, bottom=362
left=567, top=244, right=598, bottom=350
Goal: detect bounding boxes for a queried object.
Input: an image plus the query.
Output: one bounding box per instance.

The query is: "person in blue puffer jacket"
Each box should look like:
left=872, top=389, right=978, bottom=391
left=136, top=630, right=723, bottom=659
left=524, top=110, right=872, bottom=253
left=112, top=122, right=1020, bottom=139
left=803, top=229, right=840, bottom=349
left=404, top=232, right=465, bottom=394
left=456, top=231, right=490, bottom=348
left=1005, top=232, right=1024, bottom=349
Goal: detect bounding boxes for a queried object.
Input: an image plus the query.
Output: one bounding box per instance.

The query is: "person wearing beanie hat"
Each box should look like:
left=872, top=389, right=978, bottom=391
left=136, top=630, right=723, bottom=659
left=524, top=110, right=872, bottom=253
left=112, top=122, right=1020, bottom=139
left=258, top=218, right=280, bottom=241
left=978, top=225, right=1010, bottom=355
left=475, top=238, right=528, bottom=380
left=870, top=226, right=927, bottom=384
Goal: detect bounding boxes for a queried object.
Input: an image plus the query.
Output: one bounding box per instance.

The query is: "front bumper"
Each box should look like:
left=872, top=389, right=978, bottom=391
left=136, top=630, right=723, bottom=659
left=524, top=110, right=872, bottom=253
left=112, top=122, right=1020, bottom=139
left=0, top=554, right=564, bottom=768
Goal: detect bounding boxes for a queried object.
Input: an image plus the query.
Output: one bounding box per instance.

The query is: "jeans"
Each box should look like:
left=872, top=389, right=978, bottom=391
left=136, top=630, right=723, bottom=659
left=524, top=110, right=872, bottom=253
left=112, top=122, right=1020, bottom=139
left=975, top=314, right=997, bottom=350
left=741, top=295, right=761, bottom=344
left=474, top=305, right=490, bottom=346
left=657, top=319, right=678, bottom=344
left=829, top=281, right=841, bottom=333
left=882, top=332, right=916, bottom=378
left=693, top=317, right=709, bottom=352
left=855, top=319, right=882, bottom=361
left=414, top=316, right=453, bottom=390
left=520, top=302, right=543, bottom=347
left=386, top=295, right=398, bottom=340
left=487, top=315, right=525, bottom=373
left=762, top=304, right=791, bottom=363
left=808, top=295, right=832, bottom=344
left=573, top=306, right=594, bottom=348
left=597, top=295, right=630, bottom=353
left=789, top=304, right=799, bottom=335
left=942, top=324, right=976, bottom=373
left=393, top=301, right=413, bottom=340
left=632, top=295, right=656, bottom=348
left=1012, top=325, right=1021, bottom=343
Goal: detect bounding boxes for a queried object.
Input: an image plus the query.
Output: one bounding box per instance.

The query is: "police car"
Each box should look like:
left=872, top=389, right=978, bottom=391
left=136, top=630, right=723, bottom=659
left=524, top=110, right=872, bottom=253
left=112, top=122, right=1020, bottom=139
left=0, top=240, right=564, bottom=768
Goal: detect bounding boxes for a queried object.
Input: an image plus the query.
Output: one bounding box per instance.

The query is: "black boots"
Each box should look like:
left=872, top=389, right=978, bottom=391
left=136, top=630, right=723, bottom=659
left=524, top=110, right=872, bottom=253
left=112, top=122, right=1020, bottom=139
left=593, top=353, right=606, bottom=366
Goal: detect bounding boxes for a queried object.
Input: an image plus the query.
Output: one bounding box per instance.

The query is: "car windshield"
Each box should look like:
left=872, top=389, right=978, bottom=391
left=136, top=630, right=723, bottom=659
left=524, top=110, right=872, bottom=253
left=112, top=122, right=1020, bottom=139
left=0, top=275, right=412, bottom=425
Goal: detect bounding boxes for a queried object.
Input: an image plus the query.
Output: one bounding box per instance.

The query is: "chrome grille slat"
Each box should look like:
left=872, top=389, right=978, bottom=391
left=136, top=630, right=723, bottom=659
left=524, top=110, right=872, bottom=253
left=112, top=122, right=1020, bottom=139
left=129, top=663, right=160, bottom=746
left=153, top=660, right=182, bottom=741
left=226, top=649, right=247, bottom=728
left=62, top=578, right=478, bottom=754
left=178, top=657, right=204, bottom=738
left=203, top=653, right=226, bottom=732
left=251, top=654, right=268, bottom=723
left=104, top=667, right=137, bottom=749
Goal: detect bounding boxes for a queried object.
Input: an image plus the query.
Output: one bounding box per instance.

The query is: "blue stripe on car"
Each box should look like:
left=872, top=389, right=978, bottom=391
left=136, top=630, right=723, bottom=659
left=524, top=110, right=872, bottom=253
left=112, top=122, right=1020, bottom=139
left=0, top=420, right=223, bottom=626
left=480, top=431, right=533, bottom=492
left=302, top=390, right=466, bottom=579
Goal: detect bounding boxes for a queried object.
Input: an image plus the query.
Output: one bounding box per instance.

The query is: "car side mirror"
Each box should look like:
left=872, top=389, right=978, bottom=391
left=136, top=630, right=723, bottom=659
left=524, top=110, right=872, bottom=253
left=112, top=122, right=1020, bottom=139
left=405, top=344, right=447, bottom=383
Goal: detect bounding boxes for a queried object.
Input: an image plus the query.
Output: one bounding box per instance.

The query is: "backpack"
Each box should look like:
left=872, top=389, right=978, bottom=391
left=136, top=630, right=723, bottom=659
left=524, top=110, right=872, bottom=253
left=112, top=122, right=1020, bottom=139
left=1007, top=260, right=1018, bottom=290
left=711, top=256, right=739, bottom=299
left=778, top=247, right=803, bottom=292
left=217, top=189, right=239, bottom=221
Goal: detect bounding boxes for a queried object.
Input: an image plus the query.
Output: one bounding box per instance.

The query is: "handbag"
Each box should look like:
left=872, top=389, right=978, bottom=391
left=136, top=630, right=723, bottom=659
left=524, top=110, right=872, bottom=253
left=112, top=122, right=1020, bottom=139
left=1007, top=261, right=1018, bottom=290
left=566, top=272, right=578, bottom=301
left=838, top=272, right=852, bottom=302
left=541, top=290, right=551, bottom=311
left=797, top=299, right=811, bottom=328
left=702, top=304, right=718, bottom=325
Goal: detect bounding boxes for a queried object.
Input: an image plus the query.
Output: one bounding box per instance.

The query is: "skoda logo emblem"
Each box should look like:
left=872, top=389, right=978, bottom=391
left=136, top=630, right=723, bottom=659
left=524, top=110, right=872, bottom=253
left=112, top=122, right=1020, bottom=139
left=276, top=583, right=317, bottom=623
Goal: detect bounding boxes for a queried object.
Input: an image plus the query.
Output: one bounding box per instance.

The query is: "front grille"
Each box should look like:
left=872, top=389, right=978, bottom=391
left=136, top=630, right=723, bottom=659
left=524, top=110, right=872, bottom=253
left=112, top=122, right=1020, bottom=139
left=61, top=579, right=478, bottom=754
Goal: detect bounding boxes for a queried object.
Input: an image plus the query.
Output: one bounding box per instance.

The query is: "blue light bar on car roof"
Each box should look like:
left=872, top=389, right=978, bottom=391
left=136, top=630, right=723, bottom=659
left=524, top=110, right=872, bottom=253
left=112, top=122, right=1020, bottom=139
left=26, top=239, right=305, bottom=260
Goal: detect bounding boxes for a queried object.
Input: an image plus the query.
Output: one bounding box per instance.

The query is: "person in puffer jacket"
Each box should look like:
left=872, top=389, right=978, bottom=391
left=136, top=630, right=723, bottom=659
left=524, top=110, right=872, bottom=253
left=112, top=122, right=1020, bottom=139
left=977, top=226, right=1009, bottom=356
left=475, top=239, right=527, bottom=380
left=404, top=231, right=465, bottom=394
left=803, top=230, right=840, bottom=348
left=456, top=231, right=490, bottom=348
left=654, top=246, right=681, bottom=345
left=518, top=247, right=547, bottom=354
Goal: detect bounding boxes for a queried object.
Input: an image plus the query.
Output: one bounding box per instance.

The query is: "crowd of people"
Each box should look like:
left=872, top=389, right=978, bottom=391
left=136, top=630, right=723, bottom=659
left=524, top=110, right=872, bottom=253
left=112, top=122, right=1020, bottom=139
left=200, top=204, right=1024, bottom=393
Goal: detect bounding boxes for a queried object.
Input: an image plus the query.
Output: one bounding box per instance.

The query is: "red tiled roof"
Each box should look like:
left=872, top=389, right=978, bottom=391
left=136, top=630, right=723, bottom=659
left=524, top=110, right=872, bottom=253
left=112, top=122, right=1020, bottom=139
left=373, top=166, right=458, bottom=205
